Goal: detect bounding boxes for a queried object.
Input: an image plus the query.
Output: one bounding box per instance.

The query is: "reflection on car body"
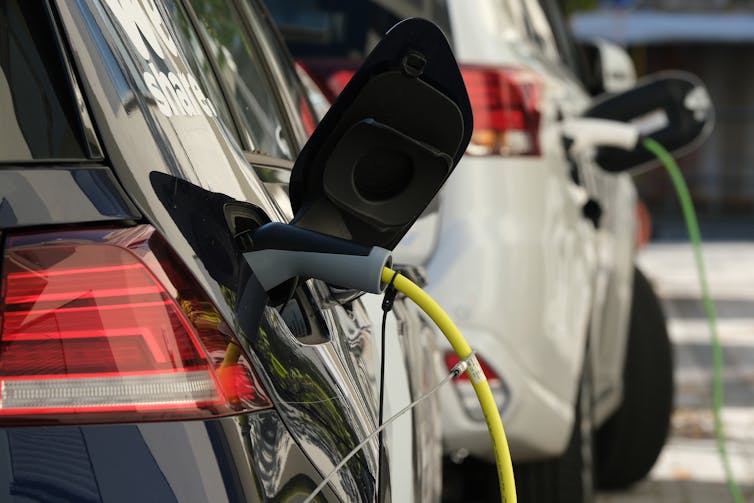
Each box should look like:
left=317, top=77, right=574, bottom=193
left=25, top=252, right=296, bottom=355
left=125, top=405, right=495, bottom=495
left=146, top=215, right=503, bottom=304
left=0, top=0, right=447, bottom=501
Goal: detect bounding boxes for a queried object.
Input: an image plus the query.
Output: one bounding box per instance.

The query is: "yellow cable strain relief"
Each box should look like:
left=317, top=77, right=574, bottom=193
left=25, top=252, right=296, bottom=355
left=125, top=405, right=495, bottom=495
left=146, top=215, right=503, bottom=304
left=381, top=267, right=516, bottom=503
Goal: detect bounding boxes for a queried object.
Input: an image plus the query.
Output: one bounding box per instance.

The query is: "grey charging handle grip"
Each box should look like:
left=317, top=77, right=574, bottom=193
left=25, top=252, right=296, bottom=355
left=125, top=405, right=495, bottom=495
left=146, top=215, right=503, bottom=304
left=243, top=222, right=393, bottom=294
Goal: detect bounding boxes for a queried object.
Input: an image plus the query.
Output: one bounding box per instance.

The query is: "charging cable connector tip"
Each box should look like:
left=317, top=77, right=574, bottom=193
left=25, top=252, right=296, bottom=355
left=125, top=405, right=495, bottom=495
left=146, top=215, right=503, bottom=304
left=450, top=352, right=476, bottom=379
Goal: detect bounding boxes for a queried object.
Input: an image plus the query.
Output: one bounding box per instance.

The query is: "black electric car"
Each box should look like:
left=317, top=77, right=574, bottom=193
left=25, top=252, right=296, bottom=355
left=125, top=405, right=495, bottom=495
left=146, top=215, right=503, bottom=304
left=0, top=0, right=473, bottom=501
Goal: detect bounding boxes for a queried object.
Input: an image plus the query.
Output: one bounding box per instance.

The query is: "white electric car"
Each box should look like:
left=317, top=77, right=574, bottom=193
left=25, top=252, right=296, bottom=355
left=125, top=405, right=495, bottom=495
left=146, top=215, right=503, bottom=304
left=393, top=3, right=632, bottom=500
left=394, top=2, right=713, bottom=501
left=266, top=1, right=712, bottom=501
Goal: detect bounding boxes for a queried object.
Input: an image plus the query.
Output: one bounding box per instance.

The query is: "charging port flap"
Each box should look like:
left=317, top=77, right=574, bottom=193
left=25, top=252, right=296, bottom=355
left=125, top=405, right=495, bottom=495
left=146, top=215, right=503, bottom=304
left=289, top=18, right=472, bottom=251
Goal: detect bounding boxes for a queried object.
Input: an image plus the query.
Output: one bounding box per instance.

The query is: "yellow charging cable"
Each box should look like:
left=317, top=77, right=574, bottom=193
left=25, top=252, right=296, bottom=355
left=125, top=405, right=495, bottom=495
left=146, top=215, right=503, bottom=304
left=382, top=267, right=516, bottom=503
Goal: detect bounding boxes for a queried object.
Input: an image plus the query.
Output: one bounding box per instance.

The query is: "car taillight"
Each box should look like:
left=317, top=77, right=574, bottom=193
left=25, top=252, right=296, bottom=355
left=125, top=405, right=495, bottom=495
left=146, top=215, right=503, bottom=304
left=296, top=61, right=541, bottom=156
left=445, top=352, right=500, bottom=382
left=0, top=225, right=271, bottom=425
left=461, top=65, right=542, bottom=157
left=325, top=69, right=355, bottom=99
left=445, top=351, right=507, bottom=421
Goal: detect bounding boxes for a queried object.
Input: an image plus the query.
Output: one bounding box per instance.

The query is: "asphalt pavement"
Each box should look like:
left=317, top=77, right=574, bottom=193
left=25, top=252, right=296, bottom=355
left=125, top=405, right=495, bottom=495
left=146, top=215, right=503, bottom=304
left=598, top=242, right=754, bottom=502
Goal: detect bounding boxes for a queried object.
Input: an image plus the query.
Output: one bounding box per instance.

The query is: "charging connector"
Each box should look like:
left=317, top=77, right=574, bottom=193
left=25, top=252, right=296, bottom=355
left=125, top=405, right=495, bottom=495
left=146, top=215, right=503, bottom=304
left=242, top=223, right=514, bottom=502
left=561, top=118, right=641, bottom=156
left=243, top=222, right=392, bottom=293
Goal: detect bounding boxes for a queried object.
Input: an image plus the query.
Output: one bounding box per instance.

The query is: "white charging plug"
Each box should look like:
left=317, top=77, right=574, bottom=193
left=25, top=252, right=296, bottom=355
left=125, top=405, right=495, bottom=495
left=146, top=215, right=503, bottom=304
left=561, top=118, right=641, bottom=156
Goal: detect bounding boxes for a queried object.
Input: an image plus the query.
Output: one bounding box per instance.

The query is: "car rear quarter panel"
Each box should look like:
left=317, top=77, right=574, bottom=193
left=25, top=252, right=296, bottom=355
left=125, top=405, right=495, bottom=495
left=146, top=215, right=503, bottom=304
left=0, top=412, right=341, bottom=502
left=50, top=0, right=382, bottom=499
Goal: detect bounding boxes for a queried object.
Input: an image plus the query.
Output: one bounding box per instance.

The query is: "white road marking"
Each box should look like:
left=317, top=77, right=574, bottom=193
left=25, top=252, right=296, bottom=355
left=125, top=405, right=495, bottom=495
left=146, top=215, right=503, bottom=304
left=666, top=319, right=754, bottom=345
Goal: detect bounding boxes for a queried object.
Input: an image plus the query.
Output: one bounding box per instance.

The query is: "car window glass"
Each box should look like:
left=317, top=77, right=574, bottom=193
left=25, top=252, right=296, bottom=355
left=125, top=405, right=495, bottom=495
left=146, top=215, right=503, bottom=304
left=0, top=0, right=89, bottom=162
left=491, top=0, right=527, bottom=38
left=95, top=0, right=261, bottom=191
left=539, top=0, right=583, bottom=78
left=169, top=1, right=238, bottom=142
left=520, top=0, right=561, bottom=63
left=267, top=0, right=447, bottom=58
left=189, top=0, right=293, bottom=159
left=268, top=0, right=386, bottom=59
left=242, top=0, right=319, bottom=140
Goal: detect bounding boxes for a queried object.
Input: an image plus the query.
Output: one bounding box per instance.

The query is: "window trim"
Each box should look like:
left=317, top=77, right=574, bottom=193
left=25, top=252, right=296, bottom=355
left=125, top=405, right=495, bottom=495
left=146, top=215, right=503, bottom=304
left=46, top=1, right=105, bottom=161
left=179, top=0, right=302, bottom=158
left=236, top=0, right=312, bottom=148
left=177, top=0, right=252, bottom=151
left=244, top=151, right=293, bottom=172
left=539, top=0, right=585, bottom=81
left=0, top=0, right=104, bottom=165
left=231, top=0, right=307, bottom=153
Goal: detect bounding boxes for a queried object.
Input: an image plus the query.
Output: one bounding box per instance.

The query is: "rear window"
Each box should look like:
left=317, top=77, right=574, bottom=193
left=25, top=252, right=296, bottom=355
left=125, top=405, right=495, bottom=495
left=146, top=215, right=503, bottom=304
left=0, top=1, right=89, bottom=162
left=267, top=0, right=452, bottom=59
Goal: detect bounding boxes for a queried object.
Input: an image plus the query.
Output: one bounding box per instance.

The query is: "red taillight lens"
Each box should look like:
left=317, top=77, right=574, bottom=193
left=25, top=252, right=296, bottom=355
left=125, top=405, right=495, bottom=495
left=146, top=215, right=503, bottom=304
left=0, top=226, right=270, bottom=424
left=444, top=352, right=500, bottom=382
left=461, top=65, right=542, bottom=157
left=445, top=351, right=507, bottom=421
left=325, top=69, right=355, bottom=98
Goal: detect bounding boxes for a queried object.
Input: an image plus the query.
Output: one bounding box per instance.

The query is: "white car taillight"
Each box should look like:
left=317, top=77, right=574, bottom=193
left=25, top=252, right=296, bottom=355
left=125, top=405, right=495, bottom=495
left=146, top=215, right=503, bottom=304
left=445, top=352, right=507, bottom=422
left=0, top=225, right=270, bottom=424
left=461, top=65, right=542, bottom=157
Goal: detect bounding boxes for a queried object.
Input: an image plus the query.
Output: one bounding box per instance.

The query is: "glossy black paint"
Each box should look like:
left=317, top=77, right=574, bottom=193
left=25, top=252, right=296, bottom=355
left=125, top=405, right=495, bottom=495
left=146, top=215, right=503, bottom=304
left=0, top=167, right=140, bottom=228
left=0, top=0, right=389, bottom=500
left=0, top=412, right=338, bottom=502
left=148, top=171, right=376, bottom=500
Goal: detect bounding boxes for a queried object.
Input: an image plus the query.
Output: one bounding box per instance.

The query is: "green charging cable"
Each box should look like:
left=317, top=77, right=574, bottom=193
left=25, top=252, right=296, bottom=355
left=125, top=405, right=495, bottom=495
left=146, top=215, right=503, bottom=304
left=643, top=138, right=743, bottom=503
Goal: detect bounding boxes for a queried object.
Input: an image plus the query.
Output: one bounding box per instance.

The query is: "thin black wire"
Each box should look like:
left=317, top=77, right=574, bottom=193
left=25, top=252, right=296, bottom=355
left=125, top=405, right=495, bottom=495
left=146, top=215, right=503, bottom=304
left=377, top=270, right=399, bottom=503
left=377, top=308, right=389, bottom=501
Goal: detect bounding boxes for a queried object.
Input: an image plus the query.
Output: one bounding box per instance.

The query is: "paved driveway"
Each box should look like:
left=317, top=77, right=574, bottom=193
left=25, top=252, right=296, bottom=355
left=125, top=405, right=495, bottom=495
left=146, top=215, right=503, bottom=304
left=599, top=243, right=754, bottom=502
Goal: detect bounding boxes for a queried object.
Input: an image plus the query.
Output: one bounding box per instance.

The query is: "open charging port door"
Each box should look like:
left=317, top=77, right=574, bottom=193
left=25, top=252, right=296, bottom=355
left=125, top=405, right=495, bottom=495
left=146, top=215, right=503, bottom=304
left=289, top=18, right=472, bottom=251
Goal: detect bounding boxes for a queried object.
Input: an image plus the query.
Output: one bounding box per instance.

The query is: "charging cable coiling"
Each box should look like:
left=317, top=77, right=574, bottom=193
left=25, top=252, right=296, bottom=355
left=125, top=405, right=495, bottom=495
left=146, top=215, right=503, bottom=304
left=380, top=267, right=516, bottom=503
left=644, top=138, right=742, bottom=503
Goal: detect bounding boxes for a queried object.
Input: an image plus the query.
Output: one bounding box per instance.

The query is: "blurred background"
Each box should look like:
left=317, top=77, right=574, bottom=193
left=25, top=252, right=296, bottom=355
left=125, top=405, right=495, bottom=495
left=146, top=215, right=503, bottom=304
left=566, top=0, right=754, bottom=240
left=564, top=1, right=754, bottom=501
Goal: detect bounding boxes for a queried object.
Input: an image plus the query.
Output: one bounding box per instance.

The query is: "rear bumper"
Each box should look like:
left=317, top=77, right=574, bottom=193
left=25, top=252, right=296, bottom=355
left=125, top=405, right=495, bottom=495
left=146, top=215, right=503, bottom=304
left=414, top=155, right=596, bottom=461
left=0, top=411, right=341, bottom=502
left=435, top=326, right=573, bottom=462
